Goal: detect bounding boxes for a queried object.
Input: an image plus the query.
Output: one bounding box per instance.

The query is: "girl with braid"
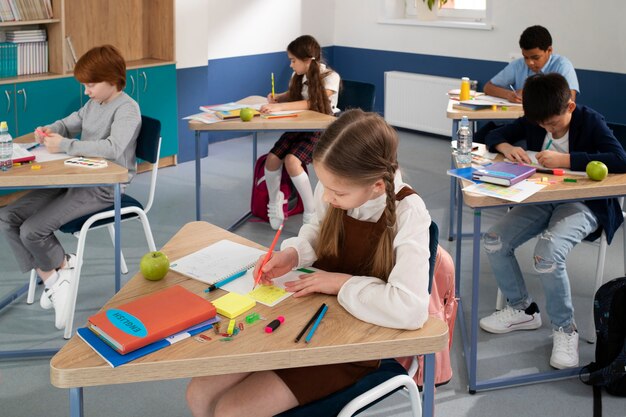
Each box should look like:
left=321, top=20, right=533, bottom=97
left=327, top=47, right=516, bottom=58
left=186, top=110, right=431, bottom=417
left=260, top=35, right=340, bottom=230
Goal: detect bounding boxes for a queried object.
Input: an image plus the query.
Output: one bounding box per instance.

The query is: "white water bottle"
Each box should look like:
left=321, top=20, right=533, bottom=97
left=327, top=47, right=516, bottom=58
left=0, top=121, right=12, bottom=171
left=456, top=116, right=472, bottom=165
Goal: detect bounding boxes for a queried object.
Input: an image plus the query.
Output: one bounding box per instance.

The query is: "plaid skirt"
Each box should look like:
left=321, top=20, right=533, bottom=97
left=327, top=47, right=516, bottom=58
left=269, top=132, right=321, bottom=165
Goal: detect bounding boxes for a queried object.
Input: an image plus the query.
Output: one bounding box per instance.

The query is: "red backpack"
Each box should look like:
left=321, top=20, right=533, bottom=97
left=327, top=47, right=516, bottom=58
left=250, top=153, right=306, bottom=222
left=396, top=244, right=458, bottom=387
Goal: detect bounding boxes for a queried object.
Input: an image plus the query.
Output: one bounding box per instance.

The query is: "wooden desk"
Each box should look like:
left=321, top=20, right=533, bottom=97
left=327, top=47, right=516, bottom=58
left=0, top=144, right=128, bottom=358
left=51, top=221, right=448, bottom=417
left=445, top=99, right=524, bottom=241
left=187, top=96, right=336, bottom=227
left=453, top=170, right=626, bottom=392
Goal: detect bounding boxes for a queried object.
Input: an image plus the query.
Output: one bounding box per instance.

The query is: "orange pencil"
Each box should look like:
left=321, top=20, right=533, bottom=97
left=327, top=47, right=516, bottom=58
left=255, top=223, right=283, bottom=289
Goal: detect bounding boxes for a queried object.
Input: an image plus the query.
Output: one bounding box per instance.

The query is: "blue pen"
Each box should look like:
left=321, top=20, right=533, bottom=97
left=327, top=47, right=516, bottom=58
left=204, top=269, right=249, bottom=293
left=27, top=143, right=40, bottom=151
left=305, top=304, right=328, bottom=343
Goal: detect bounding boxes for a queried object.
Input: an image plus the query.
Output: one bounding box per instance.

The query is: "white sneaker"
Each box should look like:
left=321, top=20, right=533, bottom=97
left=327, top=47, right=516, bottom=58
left=267, top=191, right=285, bottom=230
left=302, top=212, right=315, bottom=225
left=550, top=328, right=579, bottom=369
left=40, top=254, right=77, bottom=310
left=479, top=302, right=542, bottom=334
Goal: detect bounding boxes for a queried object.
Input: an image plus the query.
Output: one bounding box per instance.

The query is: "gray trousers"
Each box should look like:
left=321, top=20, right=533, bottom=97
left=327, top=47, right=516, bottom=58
left=0, top=186, right=115, bottom=273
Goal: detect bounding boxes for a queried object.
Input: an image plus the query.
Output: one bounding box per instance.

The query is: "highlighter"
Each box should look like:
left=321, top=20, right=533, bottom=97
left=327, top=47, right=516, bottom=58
left=265, top=316, right=285, bottom=333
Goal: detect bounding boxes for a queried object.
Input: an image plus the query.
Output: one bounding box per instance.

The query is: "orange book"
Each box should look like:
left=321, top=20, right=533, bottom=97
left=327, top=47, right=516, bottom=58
left=88, top=285, right=216, bottom=354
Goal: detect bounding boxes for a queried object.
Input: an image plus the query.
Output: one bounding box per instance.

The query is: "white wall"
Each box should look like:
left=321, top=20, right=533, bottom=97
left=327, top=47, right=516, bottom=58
left=333, top=0, right=626, bottom=73
left=175, top=0, right=335, bottom=68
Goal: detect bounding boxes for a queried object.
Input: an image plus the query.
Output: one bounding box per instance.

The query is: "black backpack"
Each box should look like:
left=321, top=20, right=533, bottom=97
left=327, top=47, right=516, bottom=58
left=580, top=277, right=626, bottom=417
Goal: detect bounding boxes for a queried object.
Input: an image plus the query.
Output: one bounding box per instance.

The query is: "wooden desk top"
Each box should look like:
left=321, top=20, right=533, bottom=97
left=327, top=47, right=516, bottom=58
left=446, top=99, right=524, bottom=120
left=459, top=164, right=626, bottom=209
left=50, top=222, right=448, bottom=388
left=188, top=96, right=336, bottom=132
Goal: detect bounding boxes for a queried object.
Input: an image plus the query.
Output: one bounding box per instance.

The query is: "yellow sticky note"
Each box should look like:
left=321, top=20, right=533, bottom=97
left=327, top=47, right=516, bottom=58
left=212, top=292, right=255, bottom=319
left=248, top=285, right=288, bottom=305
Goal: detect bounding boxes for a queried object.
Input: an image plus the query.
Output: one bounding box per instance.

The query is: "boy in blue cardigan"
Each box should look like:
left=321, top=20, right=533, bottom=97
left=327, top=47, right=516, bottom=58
left=479, top=73, right=626, bottom=369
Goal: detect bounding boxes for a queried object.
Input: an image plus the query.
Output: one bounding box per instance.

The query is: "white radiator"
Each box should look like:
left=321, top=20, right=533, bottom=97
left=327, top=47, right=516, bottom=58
left=384, top=71, right=458, bottom=136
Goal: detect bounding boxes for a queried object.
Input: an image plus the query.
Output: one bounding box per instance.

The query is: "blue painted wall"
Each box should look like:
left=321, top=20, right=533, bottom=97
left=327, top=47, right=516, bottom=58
left=177, top=46, right=626, bottom=162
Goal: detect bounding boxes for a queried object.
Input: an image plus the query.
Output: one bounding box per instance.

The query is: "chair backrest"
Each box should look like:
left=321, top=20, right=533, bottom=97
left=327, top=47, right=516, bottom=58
left=337, top=80, right=376, bottom=112
left=136, top=116, right=162, bottom=213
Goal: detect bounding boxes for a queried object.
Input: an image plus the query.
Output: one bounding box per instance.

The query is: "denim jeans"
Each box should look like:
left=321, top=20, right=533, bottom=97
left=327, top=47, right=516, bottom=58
left=483, top=202, right=598, bottom=332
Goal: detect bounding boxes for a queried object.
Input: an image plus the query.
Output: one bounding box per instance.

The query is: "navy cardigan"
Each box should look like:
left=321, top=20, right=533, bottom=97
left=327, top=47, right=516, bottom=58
left=485, top=105, right=626, bottom=243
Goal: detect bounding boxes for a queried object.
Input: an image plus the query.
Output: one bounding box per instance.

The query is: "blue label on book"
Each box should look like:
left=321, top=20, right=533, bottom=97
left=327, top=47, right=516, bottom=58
left=106, top=309, right=147, bottom=338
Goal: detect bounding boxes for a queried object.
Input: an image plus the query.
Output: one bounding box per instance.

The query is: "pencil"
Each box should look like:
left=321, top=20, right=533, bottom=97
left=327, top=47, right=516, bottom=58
left=271, top=72, right=275, bottom=99
left=305, top=304, right=328, bottom=343
left=254, top=223, right=283, bottom=289
left=295, top=303, right=326, bottom=343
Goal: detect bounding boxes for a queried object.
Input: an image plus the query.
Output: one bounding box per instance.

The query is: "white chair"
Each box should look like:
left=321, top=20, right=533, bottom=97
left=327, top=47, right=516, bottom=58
left=26, top=116, right=162, bottom=339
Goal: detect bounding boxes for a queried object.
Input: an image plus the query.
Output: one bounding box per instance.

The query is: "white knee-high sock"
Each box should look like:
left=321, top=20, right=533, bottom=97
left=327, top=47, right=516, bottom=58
left=264, top=165, right=282, bottom=203
left=290, top=171, right=315, bottom=214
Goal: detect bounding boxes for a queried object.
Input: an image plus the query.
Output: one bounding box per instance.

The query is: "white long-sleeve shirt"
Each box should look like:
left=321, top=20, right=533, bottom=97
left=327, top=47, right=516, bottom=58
left=281, top=175, right=431, bottom=330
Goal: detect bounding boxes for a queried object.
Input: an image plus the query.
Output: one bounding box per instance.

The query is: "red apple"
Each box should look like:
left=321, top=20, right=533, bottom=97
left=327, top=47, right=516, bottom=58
left=140, top=251, right=170, bottom=281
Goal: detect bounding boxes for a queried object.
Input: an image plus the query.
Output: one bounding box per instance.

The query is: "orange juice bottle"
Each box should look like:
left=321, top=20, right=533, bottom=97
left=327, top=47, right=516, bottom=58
left=459, top=77, right=471, bottom=101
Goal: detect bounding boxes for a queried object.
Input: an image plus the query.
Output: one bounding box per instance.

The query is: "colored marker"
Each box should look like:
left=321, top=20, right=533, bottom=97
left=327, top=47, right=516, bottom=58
left=305, top=304, right=328, bottom=343
left=35, top=128, right=50, bottom=138
left=545, top=139, right=553, bottom=151
left=297, top=268, right=315, bottom=274
left=204, top=268, right=249, bottom=292
left=535, top=167, right=564, bottom=176
left=271, top=72, right=275, bottom=99
left=27, top=143, right=40, bottom=150
left=254, top=224, right=283, bottom=289
left=295, top=303, right=326, bottom=343
left=265, top=316, right=284, bottom=333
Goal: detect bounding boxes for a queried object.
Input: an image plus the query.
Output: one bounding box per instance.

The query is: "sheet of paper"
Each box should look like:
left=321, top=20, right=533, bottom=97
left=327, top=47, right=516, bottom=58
left=461, top=95, right=523, bottom=107
left=519, top=151, right=587, bottom=176
left=182, top=112, right=223, bottom=124
left=30, top=146, right=70, bottom=162
left=463, top=180, right=547, bottom=203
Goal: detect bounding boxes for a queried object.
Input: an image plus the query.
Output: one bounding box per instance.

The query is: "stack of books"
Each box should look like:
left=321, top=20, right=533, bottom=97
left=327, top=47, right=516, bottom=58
left=1, top=29, right=48, bottom=76
left=0, top=0, right=53, bottom=22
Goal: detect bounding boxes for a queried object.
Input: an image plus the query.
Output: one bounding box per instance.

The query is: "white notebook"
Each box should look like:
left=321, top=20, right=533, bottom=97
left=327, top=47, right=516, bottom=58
left=169, top=240, right=265, bottom=285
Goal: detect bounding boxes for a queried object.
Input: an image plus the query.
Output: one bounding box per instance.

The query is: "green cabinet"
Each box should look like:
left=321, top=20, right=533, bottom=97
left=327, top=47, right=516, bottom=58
left=0, top=77, right=81, bottom=137
left=125, top=64, right=178, bottom=158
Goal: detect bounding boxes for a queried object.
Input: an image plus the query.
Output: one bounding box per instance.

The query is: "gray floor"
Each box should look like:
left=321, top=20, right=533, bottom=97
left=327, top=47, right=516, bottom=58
left=1, top=130, right=625, bottom=417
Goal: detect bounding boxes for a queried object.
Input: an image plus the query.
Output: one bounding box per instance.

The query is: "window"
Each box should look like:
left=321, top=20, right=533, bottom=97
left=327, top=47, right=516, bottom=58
left=438, top=0, right=488, bottom=21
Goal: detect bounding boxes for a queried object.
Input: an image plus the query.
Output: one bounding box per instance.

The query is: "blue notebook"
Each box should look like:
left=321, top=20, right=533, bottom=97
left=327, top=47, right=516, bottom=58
left=77, top=317, right=219, bottom=368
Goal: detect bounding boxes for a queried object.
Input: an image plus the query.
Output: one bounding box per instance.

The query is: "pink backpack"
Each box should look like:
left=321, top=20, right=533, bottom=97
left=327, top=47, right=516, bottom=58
left=250, top=153, right=306, bottom=222
left=396, top=244, right=458, bottom=387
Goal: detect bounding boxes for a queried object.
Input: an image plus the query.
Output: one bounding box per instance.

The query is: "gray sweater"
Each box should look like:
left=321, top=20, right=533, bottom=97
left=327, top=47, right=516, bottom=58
left=50, top=92, right=141, bottom=184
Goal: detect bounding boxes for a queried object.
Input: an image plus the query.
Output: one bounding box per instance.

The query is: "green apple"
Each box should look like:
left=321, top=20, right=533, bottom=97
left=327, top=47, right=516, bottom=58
left=586, top=161, right=608, bottom=181
left=240, top=107, right=255, bottom=122
left=140, top=251, right=170, bottom=281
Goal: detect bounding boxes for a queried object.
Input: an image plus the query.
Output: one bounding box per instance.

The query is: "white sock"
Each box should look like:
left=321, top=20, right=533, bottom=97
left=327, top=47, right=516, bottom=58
left=264, top=165, right=283, bottom=204
left=44, top=271, right=59, bottom=289
left=290, top=171, right=315, bottom=214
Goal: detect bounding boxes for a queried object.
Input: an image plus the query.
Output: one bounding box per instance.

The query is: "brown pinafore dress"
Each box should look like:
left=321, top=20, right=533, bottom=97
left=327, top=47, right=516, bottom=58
left=274, top=187, right=417, bottom=405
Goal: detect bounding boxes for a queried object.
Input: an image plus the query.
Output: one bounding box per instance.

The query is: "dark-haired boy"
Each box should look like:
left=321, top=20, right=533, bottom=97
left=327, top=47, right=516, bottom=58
left=479, top=73, right=626, bottom=369
left=484, top=25, right=579, bottom=103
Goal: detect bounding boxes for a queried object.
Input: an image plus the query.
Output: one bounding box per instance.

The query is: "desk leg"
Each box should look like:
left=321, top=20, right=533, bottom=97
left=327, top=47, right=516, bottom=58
left=422, top=353, right=436, bottom=417
left=469, top=209, right=482, bottom=393
left=69, top=388, right=84, bottom=417
left=195, top=130, right=202, bottom=221
left=454, top=182, right=463, bottom=297
left=448, top=120, right=459, bottom=241
left=114, top=183, right=121, bottom=293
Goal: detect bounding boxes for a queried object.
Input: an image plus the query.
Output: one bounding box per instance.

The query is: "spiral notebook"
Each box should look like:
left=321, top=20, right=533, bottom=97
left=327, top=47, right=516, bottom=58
left=169, top=240, right=265, bottom=285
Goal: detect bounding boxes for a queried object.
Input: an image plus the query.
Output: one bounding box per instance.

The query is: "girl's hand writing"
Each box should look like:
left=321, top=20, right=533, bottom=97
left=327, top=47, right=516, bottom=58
left=254, top=247, right=298, bottom=285
left=496, top=143, right=531, bottom=164
left=266, top=93, right=278, bottom=104
left=260, top=103, right=282, bottom=114
left=536, top=150, right=569, bottom=168
left=42, top=133, right=64, bottom=153
left=284, top=271, right=352, bottom=298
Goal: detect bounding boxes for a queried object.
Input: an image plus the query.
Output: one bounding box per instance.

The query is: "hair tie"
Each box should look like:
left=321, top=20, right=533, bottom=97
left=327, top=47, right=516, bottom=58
left=310, top=57, right=316, bottom=61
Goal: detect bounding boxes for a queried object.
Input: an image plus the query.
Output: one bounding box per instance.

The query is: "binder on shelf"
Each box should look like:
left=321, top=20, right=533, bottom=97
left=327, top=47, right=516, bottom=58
left=472, top=162, right=536, bottom=186
left=87, top=285, right=217, bottom=354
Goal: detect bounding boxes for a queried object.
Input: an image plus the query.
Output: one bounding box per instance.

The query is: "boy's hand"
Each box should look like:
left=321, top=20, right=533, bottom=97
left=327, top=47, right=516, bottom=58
left=42, top=133, right=64, bottom=153
left=34, top=126, right=52, bottom=143
left=496, top=143, right=531, bottom=164
left=536, top=150, right=569, bottom=168
left=507, top=89, right=522, bottom=103
left=284, top=271, right=352, bottom=298
left=254, top=247, right=298, bottom=285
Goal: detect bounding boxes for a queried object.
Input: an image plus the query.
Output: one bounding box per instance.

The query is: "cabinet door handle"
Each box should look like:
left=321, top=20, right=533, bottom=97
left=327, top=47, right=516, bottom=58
left=4, top=90, right=11, bottom=113
left=139, top=71, right=147, bottom=93
left=17, top=88, right=26, bottom=112
left=129, top=75, right=135, bottom=96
